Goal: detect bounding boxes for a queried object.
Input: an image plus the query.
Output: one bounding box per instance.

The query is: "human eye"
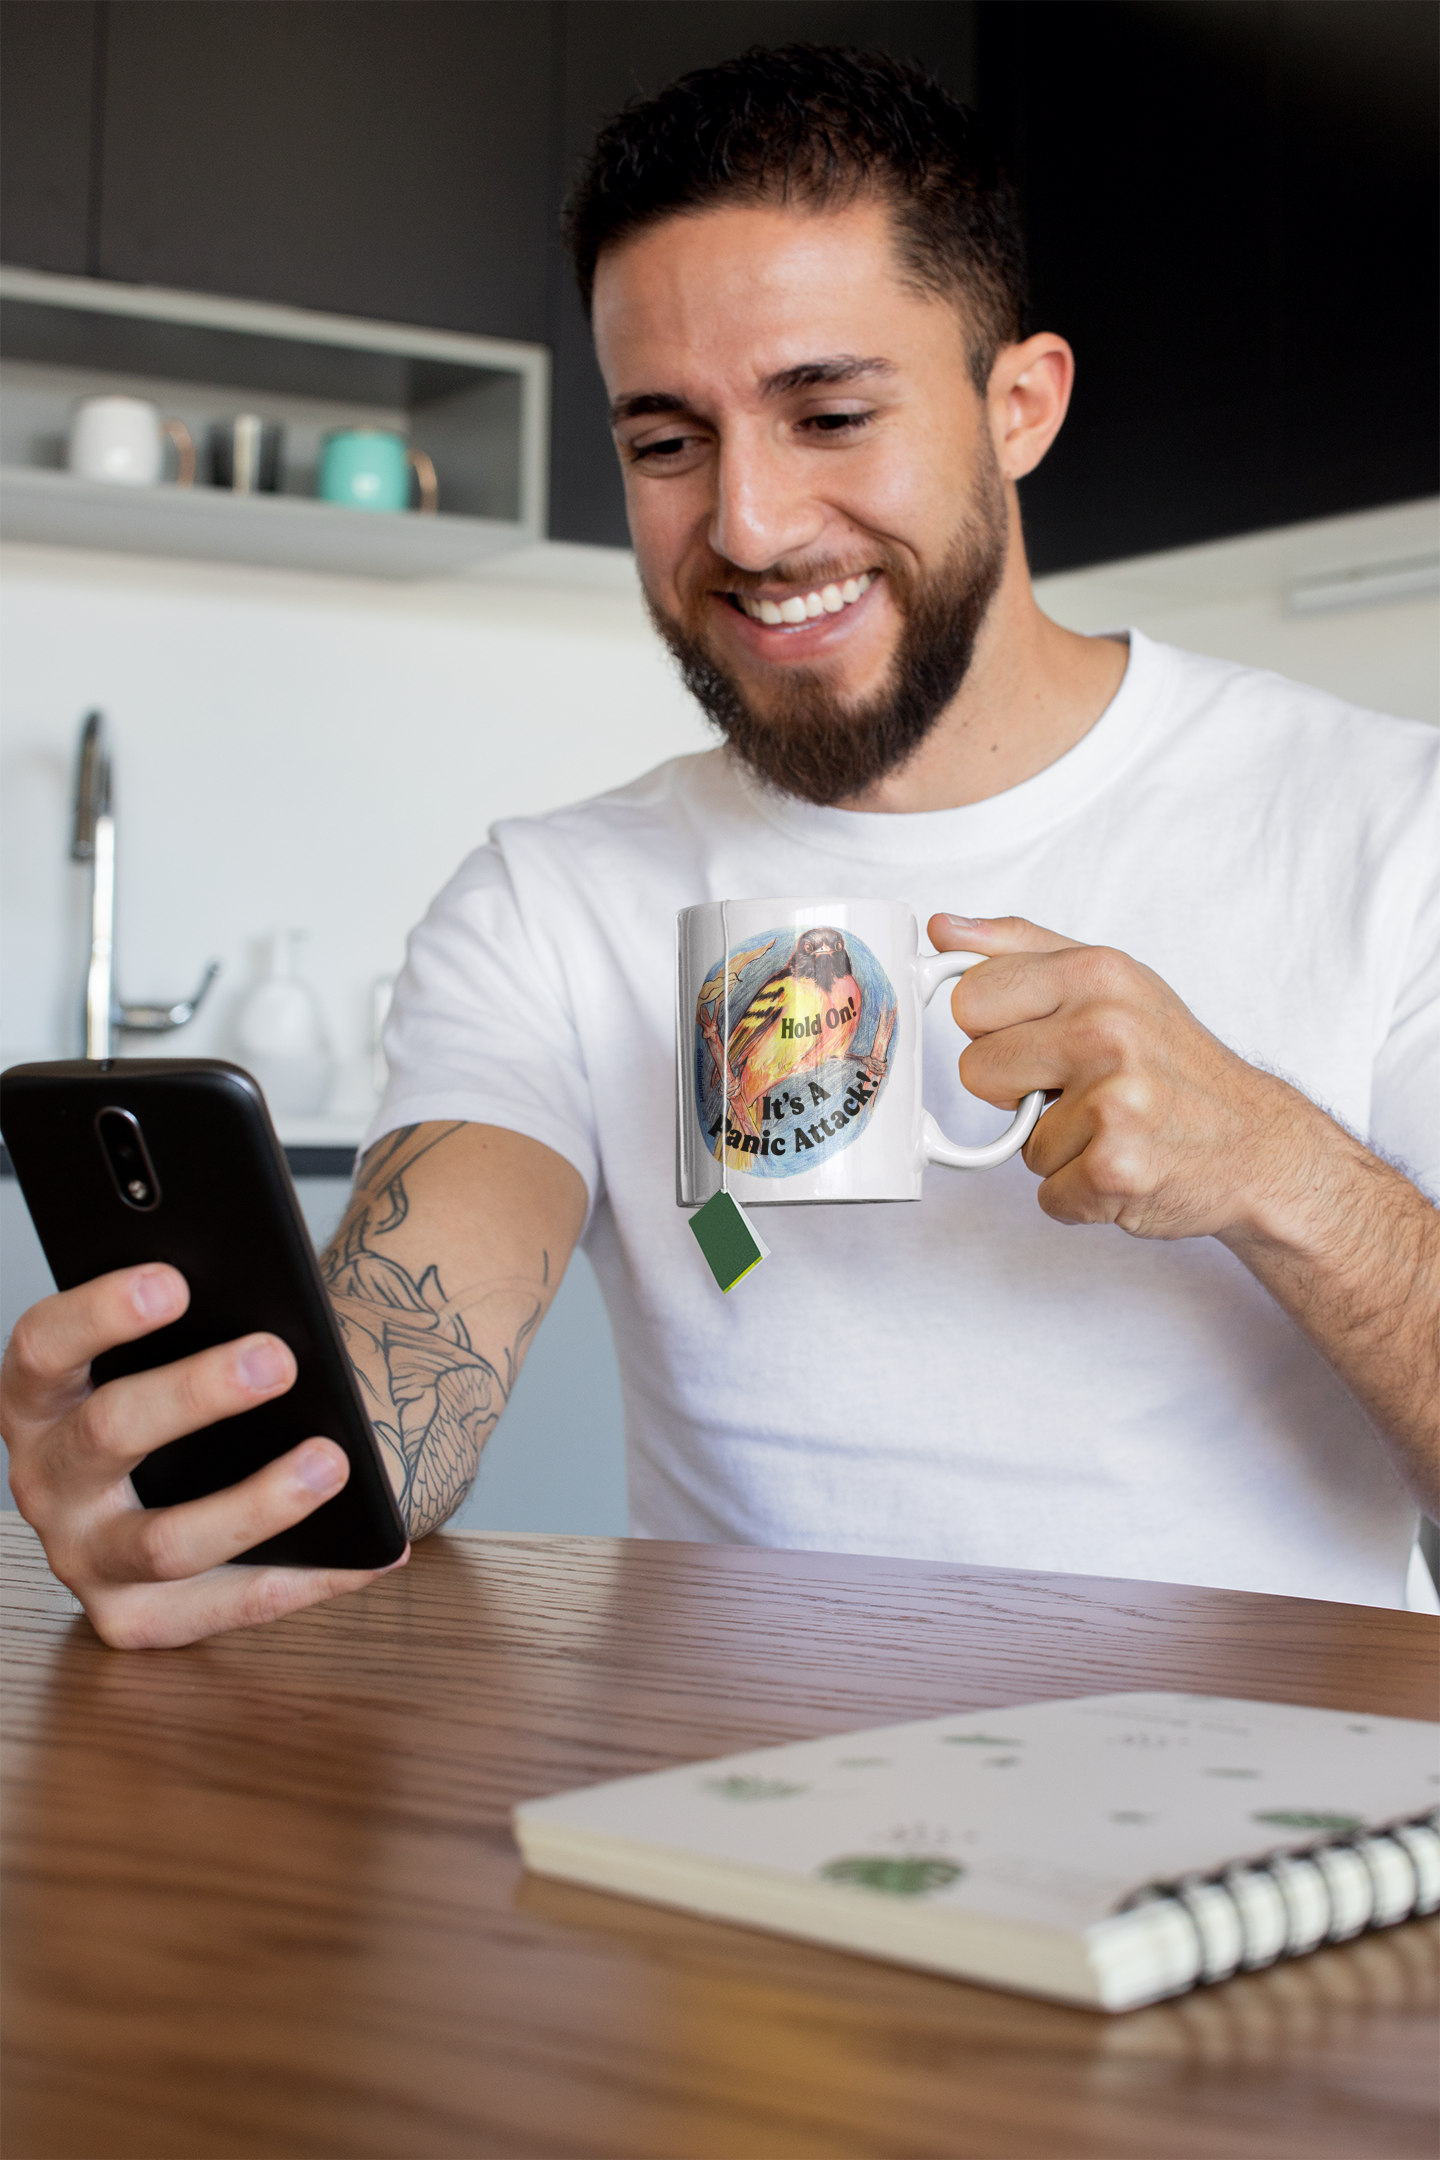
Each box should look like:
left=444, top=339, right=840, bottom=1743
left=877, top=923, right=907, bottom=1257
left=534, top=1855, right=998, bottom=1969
left=797, top=408, right=877, bottom=441
left=624, top=427, right=709, bottom=471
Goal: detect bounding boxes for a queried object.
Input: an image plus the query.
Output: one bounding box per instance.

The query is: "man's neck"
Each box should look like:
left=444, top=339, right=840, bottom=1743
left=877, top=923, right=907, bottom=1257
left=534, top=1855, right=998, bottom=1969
left=837, top=511, right=1130, bottom=815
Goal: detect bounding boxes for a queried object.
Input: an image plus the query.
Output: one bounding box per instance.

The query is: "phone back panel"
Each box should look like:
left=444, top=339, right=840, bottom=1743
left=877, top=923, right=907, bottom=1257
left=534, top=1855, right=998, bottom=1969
left=1, top=1059, right=406, bottom=1568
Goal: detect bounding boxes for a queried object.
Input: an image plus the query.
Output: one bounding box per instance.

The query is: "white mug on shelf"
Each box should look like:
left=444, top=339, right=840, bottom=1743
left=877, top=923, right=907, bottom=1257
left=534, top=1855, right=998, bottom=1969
left=68, top=396, right=195, bottom=488
left=676, top=896, right=1046, bottom=1207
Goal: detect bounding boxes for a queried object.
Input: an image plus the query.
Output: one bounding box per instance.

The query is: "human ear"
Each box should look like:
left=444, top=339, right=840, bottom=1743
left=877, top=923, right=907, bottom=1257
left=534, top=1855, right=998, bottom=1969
left=987, top=334, right=1074, bottom=481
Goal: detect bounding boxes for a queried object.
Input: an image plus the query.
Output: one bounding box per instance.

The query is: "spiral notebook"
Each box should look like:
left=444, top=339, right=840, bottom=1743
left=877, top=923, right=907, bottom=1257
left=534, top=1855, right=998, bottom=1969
left=513, top=1693, right=1440, bottom=2011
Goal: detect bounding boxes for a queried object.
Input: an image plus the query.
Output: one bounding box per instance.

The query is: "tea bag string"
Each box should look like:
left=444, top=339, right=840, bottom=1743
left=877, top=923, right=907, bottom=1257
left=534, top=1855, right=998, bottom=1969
left=720, top=896, right=731, bottom=1197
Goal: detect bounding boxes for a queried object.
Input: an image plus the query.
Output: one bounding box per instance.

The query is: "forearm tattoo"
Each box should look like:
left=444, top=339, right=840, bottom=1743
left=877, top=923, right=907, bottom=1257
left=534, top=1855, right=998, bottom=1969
left=320, top=1125, right=547, bottom=1539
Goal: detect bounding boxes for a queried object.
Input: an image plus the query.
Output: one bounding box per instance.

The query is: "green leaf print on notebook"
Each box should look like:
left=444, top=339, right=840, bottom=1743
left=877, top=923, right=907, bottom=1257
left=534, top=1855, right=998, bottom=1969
left=1252, top=1809, right=1365, bottom=1833
left=819, top=1855, right=963, bottom=1897
left=703, top=1775, right=807, bottom=1802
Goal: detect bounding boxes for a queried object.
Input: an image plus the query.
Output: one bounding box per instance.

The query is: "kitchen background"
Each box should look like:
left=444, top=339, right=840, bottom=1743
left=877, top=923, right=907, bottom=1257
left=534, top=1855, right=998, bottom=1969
left=2, top=2, right=1437, bottom=1550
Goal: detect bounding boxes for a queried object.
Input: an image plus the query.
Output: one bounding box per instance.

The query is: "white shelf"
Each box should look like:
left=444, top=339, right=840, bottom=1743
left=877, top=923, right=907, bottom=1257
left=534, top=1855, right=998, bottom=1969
left=1, top=464, right=537, bottom=580
left=0, top=266, right=549, bottom=580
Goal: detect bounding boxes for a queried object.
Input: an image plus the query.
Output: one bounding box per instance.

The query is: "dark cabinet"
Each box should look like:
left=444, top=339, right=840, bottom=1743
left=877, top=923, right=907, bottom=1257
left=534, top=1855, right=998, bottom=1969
left=1269, top=1, right=1438, bottom=525
left=96, top=1, right=555, bottom=343
left=0, top=1, right=99, bottom=275
left=2, top=1, right=1435, bottom=566
left=980, top=0, right=1439, bottom=572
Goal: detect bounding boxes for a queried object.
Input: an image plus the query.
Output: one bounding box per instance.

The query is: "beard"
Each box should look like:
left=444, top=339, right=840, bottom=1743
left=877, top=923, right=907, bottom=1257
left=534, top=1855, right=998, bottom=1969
left=643, top=457, right=1009, bottom=808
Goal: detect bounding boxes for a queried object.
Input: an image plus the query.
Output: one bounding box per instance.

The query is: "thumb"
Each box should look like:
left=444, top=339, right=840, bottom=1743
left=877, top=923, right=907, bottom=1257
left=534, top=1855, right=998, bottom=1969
left=928, top=912, right=1083, bottom=957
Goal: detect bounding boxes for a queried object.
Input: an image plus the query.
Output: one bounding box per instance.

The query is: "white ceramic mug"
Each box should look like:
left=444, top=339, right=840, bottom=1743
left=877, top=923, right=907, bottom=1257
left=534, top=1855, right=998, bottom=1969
left=676, top=898, right=1046, bottom=1206
left=68, top=396, right=195, bottom=487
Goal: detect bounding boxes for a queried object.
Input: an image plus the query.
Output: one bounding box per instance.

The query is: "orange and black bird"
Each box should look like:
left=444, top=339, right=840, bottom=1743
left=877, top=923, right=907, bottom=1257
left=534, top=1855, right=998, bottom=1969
left=705, top=927, right=864, bottom=1137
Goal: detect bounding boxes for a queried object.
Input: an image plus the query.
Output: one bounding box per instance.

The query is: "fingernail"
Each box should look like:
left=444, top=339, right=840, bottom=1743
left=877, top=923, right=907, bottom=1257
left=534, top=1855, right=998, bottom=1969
left=239, top=1339, right=290, bottom=1393
left=133, top=1266, right=182, bottom=1319
left=294, top=1442, right=347, bottom=1497
left=942, top=914, right=987, bottom=931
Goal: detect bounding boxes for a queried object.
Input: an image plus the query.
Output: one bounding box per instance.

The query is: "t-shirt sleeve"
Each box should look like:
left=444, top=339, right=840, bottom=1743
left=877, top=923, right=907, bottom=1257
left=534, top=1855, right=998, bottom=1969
left=360, top=840, right=601, bottom=1209
left=1369, top=789, right=1440, bottom=1200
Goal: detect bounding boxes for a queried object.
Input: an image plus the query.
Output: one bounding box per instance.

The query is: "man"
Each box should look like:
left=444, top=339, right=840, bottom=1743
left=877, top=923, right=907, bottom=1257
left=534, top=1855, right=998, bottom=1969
left=3, top=48, right=1437, bottom=1647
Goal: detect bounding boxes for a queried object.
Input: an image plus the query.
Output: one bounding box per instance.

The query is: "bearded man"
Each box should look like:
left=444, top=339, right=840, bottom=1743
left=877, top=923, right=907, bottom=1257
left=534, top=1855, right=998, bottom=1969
left=4, top=47, right=1437, bottom=1648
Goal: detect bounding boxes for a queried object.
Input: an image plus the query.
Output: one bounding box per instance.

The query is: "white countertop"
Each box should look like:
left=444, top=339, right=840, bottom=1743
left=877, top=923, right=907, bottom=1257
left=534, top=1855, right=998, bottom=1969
left=271, top=1116, right=366, bottom=1155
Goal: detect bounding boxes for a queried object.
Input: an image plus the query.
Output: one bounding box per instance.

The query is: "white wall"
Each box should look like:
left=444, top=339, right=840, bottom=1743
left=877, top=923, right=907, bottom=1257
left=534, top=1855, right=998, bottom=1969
left=1034, top=496, right=1439, bottom=728
left=0, top=540, right=708, bottom=1124
left=3, top=496, right=1435, bottom=1133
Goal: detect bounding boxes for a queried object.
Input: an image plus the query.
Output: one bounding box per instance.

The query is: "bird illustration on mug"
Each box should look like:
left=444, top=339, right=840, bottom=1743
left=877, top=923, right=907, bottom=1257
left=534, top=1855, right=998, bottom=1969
left=697, top=926, right=894, bottom=1147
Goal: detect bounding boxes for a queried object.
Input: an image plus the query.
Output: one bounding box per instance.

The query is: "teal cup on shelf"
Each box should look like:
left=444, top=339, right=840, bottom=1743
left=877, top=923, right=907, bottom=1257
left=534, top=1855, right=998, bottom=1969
left=317, top=428, right=438, bottom=513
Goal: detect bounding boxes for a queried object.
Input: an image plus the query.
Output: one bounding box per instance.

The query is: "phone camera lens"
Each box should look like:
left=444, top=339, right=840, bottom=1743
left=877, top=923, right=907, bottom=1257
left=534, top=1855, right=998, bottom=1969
left=95, top=1106, right=162, bottom=1211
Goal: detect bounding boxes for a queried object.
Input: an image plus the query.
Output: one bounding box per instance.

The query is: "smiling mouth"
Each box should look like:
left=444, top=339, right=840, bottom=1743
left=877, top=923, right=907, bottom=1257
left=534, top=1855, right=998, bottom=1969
left=723, top=571, right=877, bottom=626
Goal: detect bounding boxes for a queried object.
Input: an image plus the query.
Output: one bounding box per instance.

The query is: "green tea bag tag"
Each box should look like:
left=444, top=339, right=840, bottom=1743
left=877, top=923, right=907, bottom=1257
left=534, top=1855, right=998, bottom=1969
left=689, top=1188, right=771, bottom=1293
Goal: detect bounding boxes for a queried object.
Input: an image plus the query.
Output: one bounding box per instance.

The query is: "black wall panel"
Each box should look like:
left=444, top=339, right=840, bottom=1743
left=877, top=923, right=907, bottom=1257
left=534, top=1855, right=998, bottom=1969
left=549, top=1, right=978, bottom=546
left=0, top=1, right=1434, bottom=567
left=1272, top=1, right=1439, bottom=526
left=979, top=0, right=1439, bottom=574
left=0, top=0, right=100, bottom=274
left=95, top=1, right=555, bottom=342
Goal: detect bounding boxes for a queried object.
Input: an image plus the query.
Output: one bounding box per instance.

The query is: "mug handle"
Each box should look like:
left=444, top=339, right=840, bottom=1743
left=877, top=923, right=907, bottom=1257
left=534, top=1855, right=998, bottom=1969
left=161, top=417, right=195, bottom=488
left=408, top=447, right=438, bottom=515
left=913, top=949, right=1046, bottom=1171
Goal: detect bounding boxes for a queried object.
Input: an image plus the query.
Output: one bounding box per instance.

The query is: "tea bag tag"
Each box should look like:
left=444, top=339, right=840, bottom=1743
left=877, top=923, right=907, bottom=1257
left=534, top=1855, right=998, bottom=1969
left=693, top=897, right=771, bottom=1292
left=689, top=1189, right=770, bottom=1294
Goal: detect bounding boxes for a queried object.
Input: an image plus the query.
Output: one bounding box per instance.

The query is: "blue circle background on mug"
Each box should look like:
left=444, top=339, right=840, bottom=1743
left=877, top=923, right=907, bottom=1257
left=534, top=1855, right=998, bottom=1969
left=695, top=924, right=899, bottom=1178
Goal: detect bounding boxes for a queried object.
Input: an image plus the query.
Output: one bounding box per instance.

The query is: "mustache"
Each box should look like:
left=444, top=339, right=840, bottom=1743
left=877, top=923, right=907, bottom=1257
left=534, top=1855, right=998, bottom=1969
left=689, top=553, right=885, bottom=606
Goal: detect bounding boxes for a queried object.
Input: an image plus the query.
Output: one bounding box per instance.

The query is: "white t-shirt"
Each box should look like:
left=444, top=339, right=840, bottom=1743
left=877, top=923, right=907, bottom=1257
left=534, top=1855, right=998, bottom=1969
left=368, top=632, right=1440, bottom=1607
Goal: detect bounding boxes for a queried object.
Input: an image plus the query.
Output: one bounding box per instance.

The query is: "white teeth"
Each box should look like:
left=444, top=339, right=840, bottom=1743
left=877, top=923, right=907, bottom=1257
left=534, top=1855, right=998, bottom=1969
left=739, top=571, right=877, bottom=625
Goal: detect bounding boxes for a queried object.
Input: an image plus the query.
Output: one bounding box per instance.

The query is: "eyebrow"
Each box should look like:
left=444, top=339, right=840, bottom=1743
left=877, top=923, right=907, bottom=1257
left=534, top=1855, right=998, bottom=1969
left=609, top=355, right=896, bottom=427
left=609, top=391, right=687, bottom=424
left=760, top=355, right=896, bottom=397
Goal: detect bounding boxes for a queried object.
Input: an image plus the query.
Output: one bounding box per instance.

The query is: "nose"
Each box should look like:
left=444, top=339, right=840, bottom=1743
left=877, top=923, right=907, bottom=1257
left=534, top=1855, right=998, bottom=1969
left=709, top=429, right=827, bottom=573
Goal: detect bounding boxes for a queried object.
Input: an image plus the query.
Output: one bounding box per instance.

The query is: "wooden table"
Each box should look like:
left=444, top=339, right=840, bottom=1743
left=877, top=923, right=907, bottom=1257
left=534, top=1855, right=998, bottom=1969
left=3, top=1514, right=1437, bottom=2160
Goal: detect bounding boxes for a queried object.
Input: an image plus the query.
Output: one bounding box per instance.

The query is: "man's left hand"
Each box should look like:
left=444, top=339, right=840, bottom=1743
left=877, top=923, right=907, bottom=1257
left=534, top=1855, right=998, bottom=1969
left=929, top=911, right=1327, bottom=1245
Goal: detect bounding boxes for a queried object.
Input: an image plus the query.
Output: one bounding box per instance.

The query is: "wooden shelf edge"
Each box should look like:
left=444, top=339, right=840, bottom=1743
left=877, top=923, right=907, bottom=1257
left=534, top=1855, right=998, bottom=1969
left=0, top=465, right=539, bottom=580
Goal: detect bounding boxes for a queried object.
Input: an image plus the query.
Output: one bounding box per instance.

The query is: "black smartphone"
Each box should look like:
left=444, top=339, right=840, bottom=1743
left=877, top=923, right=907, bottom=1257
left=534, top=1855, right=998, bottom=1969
left=0, top=1058, right=407, bottom=1569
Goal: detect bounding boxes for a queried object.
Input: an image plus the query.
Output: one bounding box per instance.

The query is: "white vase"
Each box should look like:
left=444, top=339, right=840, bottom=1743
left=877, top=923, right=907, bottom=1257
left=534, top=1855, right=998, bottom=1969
left=235, top=931, right=334, bottom=1119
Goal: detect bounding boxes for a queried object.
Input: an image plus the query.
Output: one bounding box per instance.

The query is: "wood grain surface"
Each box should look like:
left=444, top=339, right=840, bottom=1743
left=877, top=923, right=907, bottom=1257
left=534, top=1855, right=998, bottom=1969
left=3, top=1513, right=1436, bottom=2160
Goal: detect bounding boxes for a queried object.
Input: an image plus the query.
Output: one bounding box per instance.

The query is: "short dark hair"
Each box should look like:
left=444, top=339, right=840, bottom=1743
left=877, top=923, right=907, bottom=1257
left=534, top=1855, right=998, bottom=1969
left=564, top=44, right=1029, bottom=394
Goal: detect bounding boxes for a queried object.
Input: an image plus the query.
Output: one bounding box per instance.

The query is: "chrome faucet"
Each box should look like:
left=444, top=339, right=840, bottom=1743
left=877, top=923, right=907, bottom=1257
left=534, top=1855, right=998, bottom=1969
left=71, top=711, right=218, bottom=1059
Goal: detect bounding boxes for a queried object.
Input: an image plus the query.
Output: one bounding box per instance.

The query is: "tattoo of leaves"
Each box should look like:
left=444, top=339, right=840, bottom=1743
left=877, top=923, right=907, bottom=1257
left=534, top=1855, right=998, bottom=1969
left=319, top=1123, right=547, bottom=1540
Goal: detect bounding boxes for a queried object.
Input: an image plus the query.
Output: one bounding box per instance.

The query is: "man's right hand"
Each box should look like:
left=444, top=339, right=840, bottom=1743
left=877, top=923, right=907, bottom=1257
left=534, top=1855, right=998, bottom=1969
left=1, top=1262, right=405, bottom=1649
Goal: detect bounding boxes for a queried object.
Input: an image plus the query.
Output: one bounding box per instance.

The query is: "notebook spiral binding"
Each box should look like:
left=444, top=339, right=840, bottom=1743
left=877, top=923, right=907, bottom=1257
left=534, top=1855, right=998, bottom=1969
left=1118, top=1808, right=1440, bottom=1989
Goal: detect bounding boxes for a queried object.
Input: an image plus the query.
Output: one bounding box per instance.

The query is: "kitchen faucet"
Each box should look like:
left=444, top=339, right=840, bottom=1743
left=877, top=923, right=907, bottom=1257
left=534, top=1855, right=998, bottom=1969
left=71, top=711, right=218, bottom=1059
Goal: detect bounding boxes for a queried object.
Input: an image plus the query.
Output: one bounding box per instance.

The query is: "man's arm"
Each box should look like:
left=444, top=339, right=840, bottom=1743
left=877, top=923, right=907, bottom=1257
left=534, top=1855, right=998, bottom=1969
left=319, top=1123, right=587, bottom=1538
left=1218, top=1128, right=1439, bottom=1512
left=931, top=914, right=1440, bottom=1518
left=0, top=1123, right=585, bottom=1646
